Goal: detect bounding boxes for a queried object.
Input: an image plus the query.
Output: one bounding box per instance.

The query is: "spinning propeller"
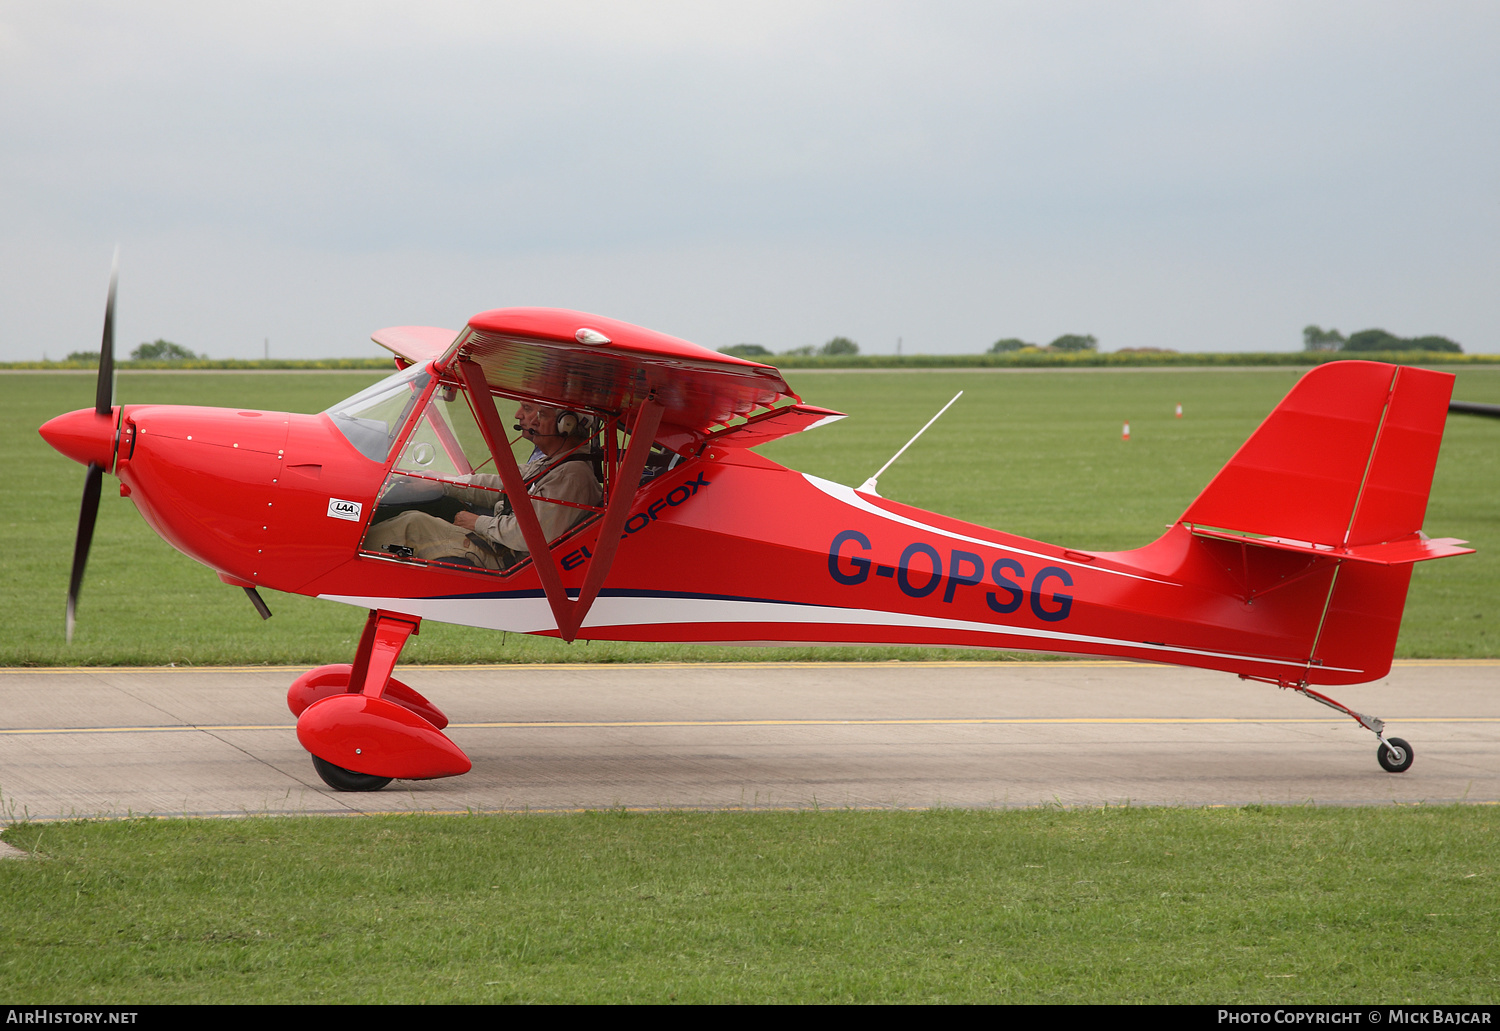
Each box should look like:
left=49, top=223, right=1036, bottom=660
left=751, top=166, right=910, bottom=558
left=65, top=251, right=118, bottom=642
left=40, top=252, right=275, bottom=640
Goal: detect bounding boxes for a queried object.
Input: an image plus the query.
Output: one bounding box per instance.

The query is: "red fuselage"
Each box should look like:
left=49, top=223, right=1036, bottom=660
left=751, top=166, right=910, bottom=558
left=41, top=396, right=1399, bottom=688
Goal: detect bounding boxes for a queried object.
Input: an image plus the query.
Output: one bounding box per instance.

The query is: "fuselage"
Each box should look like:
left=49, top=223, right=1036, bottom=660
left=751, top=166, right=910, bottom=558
left=42, top=395, right=1389, bottom=686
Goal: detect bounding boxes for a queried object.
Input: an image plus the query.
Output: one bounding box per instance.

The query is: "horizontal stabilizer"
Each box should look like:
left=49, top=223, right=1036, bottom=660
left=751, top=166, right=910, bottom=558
left=1343, top=537, right=1473, bottom=564
left=1189, top=527, right=1472, bottom=565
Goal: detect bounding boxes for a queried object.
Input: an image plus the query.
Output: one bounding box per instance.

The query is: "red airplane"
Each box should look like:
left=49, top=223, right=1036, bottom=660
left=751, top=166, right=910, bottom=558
left=40, top=268, right=1473, bottom=790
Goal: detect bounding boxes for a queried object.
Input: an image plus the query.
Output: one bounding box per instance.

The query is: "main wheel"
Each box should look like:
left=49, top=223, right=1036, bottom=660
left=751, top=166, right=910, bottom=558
left=1377, top=737, right=1414, bottom=773
left=311, top=754, right=393, bottom=792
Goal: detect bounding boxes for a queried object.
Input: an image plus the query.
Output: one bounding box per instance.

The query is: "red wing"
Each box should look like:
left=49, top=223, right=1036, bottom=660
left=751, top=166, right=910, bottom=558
left=705, top=404, right=847, bottom=448
left=436, top=308, right=798, bottom=437
left=371, top=326, right=459, bottom=367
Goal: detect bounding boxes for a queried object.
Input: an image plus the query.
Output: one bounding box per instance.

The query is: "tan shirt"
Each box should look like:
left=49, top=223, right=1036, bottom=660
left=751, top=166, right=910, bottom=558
left=448, top=453, right=602, bottom=554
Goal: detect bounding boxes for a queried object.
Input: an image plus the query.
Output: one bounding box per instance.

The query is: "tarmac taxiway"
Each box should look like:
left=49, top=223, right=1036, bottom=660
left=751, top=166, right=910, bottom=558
left=1, top=660, right=1496, bottom=821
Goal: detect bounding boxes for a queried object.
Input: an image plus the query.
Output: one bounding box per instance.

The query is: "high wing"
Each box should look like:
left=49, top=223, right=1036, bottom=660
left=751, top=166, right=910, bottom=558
left=431, top=308, right=802, bottom=449
left=371, top=325, right=458, bottom=368
left=704, top=404, right=847, bottom=448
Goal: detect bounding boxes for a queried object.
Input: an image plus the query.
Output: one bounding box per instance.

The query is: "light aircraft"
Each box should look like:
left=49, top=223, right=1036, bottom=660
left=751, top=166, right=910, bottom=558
left=40, top=266, right=1473, bottom=790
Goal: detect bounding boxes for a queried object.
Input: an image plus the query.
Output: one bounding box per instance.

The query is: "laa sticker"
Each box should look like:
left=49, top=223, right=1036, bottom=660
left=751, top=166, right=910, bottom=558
left=327, top=498, right=362, bottom=521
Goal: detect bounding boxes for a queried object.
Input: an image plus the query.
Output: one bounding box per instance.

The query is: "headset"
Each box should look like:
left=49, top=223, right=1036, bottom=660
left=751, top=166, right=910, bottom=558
left=554, top=410, right=587, bottom=438
left=514, top=408, right=594, bottom=440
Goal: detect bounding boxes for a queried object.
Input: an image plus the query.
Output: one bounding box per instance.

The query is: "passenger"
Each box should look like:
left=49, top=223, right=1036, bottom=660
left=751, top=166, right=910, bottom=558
left=365, top=402, right=602, bottom=569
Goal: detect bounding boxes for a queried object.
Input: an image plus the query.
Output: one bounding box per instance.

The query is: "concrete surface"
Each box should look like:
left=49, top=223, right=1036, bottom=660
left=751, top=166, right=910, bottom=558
left=0, top=660, right=1495, bottom=821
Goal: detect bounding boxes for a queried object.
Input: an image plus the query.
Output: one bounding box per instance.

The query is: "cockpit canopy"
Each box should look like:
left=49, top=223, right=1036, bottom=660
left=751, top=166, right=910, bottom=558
left=324, top=308, right=842, bottom=580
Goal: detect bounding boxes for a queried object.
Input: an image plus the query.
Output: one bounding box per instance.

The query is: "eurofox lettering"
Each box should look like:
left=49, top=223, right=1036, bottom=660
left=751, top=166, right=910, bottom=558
left=619, top=473, right=711, bottom=540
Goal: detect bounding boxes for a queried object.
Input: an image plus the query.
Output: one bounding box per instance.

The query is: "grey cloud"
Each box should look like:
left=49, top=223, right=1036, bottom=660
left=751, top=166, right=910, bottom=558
left=2, top=1, right=1497, bottom=359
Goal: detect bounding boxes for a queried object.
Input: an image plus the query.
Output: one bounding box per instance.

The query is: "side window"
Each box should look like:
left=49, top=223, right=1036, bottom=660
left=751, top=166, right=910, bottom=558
left=359, top=384, right=606, bottom=575
left=391, top=383, right=492, bottom=479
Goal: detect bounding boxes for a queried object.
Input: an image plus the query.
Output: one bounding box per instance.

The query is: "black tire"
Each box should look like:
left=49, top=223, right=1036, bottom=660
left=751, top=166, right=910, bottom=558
left=1377, top=737, right=1414, bottom=774
left=311, top=754, right=393, bottom=792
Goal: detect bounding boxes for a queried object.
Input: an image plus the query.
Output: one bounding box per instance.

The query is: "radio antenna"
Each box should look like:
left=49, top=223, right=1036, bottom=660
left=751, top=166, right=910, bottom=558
left=858, top=390, right=962, bottom=496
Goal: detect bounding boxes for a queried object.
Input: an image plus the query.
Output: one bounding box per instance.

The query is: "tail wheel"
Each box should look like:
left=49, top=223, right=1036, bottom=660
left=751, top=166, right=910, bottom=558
left=311, top=754, right=393, bottom=792
left=1377, top=737, right=1414, bottom=773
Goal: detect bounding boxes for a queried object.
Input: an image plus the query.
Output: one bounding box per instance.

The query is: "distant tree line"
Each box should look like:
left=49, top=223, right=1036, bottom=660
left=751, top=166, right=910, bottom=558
left=722, top=337, right=859, bottom=359
left=713, top=325, right=1469, bottom=362
left=1303, top=326, right=1462, bottom=354
left=65, top=339, right=207, bottom=363
left=989, top=334, right=1098, bottom=354
left=723, top=334, right=1104, bottom=358
left=132, top=339, right=206, bottom=360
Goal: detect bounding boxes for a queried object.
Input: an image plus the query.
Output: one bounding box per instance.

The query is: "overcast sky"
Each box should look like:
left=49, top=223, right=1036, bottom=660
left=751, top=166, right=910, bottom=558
left=2, top=1, right=1497, bottom=360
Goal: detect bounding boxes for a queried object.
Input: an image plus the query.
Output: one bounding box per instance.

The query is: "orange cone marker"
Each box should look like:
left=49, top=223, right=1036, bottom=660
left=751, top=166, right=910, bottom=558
left=1122, top=421, right=1131, bottom=441
left=1175, top=403, right=1183, bottom=418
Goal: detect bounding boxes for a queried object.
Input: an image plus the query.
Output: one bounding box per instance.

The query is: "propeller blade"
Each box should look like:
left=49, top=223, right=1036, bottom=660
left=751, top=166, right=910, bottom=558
left=96, top=249, right=117, bottom=416
left=65, top=252, right=121, bottom=642
left=66, top=463, right=104, bottom=643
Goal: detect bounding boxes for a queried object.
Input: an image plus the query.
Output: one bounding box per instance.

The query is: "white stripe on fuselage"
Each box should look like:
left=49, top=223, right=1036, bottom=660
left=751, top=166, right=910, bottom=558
left=317, top=591, right=1359, bottom=674
left=800, top=475, right=1173, bottom=585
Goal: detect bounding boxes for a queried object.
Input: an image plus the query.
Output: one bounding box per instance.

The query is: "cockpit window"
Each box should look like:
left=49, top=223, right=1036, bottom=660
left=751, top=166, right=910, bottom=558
left=359, top=384, right=606, bottom=576
left=391, top=383, right=493, bottom=478
left=325, top=364, right=432, bottom=463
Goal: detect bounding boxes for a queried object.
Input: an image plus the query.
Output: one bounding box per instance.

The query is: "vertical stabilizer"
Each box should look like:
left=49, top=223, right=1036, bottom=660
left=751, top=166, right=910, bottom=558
left=1179, top=361, right=1458, bottom=683
left=1181, top=361, right=1453, bottom=547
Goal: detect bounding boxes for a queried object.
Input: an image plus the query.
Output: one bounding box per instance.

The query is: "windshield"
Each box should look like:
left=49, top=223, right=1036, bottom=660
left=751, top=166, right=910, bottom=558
left=325, top=364, right=432, bottom=463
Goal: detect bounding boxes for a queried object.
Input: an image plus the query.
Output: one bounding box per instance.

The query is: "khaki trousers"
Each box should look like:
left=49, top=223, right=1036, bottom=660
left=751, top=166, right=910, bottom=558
left=363, top=511, right=518, bottom=569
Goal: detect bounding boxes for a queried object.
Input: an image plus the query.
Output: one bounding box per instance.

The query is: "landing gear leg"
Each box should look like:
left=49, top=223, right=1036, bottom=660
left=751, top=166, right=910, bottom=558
left=295, top=608, right=471, bottom=790
left=1272, top=679, right=1414, bottom=774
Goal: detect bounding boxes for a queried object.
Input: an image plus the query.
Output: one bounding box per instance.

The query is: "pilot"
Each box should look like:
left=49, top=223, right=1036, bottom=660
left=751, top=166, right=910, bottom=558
left=364, top=402, right=602, bottom=569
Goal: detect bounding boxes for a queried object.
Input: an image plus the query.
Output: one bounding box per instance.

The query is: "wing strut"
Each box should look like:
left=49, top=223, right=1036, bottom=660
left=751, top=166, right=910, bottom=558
left=457, top=359, right=663, bottom=642
left=561, top=399, right=663, bottom=640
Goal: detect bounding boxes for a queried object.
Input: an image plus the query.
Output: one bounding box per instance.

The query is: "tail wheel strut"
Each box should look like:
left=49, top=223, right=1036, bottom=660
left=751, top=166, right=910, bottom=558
left=1282, top=680, right=1414, bottom=774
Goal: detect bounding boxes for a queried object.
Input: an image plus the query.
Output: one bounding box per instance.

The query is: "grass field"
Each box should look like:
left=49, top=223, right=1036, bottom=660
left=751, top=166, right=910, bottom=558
left=5, top=365, right=1498, bottom=664
left=2, top=807, right=1496, bottom=1003
left=6, top=369, right=1498, bottom=1006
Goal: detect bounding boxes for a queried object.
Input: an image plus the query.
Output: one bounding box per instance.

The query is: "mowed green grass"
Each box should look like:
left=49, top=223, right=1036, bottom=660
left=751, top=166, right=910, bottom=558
left=5, top=372, right=1498, bottom=1006
left=2, top=807, right=1496, bottom=1003
left=5, top=366, right=1497, bottom=665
